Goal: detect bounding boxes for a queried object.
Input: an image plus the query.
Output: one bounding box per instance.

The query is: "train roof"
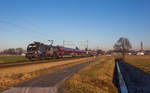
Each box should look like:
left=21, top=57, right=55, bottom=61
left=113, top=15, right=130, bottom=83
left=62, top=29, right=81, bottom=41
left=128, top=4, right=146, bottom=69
left=59, top=47, right=75, bottom=51
left=58, top=46, right=86, bottom=52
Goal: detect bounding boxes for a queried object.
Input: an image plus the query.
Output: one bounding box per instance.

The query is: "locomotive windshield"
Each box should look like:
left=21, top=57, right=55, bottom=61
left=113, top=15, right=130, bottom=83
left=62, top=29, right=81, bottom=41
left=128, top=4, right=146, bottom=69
left=27, top=44, right=37, bottom=51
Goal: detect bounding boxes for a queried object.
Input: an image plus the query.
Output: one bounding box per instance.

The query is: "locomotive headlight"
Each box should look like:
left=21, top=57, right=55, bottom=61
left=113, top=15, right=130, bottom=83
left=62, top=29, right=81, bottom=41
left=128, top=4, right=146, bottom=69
left=35, top=51, right=38, bottom=54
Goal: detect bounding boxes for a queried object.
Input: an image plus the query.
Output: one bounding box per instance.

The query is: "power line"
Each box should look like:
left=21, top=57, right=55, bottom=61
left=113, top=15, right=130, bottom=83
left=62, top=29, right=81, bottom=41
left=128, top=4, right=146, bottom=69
left=0, top=19, right=57, bottom=40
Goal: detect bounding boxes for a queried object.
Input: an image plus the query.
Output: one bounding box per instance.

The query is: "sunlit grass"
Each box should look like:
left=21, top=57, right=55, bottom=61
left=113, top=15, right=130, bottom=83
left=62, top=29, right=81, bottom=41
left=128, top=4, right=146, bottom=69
left=0, top=57, right=93, bottom=92
left=125, top=55, right=150, bottom=74
left=64, top=57, right=118, bottom=93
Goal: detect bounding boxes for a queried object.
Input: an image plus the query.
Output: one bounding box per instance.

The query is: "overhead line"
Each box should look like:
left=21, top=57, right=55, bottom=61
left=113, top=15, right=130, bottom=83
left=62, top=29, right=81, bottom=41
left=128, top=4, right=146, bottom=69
left=0, top=19, right=56, bottom=40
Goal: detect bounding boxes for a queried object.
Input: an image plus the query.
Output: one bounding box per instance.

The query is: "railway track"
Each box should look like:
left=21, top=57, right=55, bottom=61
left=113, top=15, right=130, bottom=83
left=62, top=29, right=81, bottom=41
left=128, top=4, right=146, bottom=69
left=0, top=57, right=87, bottom=68
left=114, top=59, right=150, bottom=93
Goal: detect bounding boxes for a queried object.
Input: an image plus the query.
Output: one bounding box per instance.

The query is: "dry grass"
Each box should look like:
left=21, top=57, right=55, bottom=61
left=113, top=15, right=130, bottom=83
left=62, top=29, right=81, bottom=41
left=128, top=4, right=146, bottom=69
left=125, top=55, right=150, bottom=74
left=64, top=57, right=118, bottom=93
left=0, top=57, right=94, bottom=92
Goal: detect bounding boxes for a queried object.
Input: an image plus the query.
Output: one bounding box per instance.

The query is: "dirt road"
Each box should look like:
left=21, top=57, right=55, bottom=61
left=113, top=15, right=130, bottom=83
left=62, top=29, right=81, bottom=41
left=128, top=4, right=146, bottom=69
left=1, top=59, right=99, bottom=93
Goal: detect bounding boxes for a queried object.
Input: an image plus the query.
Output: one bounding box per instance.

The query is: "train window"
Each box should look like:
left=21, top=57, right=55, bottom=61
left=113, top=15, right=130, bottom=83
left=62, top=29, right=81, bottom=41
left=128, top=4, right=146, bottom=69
left=27, top=45, right=37, bottom=51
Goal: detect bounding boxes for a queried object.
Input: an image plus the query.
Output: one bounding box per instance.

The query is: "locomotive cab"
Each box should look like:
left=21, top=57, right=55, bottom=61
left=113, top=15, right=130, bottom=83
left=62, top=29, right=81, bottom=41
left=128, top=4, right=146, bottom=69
left=26, top=42, right=55, bottom=60
left=26, top=44, right=39, bottom=60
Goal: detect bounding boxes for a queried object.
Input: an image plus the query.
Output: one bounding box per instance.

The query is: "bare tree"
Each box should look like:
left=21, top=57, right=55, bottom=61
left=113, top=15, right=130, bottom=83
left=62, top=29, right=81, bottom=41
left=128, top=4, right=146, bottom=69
left=114, top=37, right=132, bottom=59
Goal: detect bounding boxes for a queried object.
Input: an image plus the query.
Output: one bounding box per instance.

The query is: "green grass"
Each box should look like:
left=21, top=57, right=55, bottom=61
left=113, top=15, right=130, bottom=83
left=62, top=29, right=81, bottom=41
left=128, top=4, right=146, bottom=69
left=125, top=55, right=150, bottom=74
left=64, top=57, right=118, bottom=93
left=0, top=56, right=28, bottom=63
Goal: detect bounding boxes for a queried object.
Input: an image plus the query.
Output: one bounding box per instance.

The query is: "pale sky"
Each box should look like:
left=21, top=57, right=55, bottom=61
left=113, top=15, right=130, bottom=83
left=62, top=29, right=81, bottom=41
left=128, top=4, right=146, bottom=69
left=0, top=0, right=150, bottom=51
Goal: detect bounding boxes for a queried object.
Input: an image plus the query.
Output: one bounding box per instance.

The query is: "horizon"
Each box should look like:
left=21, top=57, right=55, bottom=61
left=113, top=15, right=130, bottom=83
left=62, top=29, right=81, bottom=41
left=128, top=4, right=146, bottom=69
left=0, top=0, right=150, bottom=51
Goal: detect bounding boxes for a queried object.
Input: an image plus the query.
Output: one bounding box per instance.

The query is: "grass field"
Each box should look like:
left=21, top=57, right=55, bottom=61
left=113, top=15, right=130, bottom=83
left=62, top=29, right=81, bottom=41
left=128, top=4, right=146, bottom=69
left=64, top=57, right=118, bottom=93
left=0, top=57, right=94, bottom=92
left=125, top=55, right=150, bottom=74
left=0, top=56, right=28, bottom=63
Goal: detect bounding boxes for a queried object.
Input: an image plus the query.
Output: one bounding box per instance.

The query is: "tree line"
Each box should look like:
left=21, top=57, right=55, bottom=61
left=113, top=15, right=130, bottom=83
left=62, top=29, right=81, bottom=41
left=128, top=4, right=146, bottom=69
left=0, top=48, right=26, bottom=55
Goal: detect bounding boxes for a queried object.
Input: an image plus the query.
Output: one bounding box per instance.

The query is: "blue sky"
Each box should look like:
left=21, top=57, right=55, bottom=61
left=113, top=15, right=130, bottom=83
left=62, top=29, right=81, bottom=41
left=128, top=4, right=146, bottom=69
left=0, top=0, right=150, bottom=50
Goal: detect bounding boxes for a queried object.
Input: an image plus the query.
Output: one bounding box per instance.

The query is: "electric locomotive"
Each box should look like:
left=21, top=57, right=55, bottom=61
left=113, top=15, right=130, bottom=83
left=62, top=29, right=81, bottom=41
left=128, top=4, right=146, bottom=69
left=26, top=41, right=95, bottom=60
left=26, top=42, right=56, bottom=60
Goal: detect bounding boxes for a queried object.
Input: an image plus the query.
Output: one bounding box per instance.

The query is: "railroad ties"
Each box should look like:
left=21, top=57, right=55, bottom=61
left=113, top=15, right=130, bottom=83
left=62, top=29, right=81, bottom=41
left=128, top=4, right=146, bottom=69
left=114, top=59, right=150, bottom=93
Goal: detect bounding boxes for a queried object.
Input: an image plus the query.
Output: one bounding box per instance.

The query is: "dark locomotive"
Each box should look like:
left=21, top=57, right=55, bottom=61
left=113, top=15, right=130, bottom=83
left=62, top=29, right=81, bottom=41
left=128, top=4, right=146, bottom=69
left=26, top=42, right=96, bottom=60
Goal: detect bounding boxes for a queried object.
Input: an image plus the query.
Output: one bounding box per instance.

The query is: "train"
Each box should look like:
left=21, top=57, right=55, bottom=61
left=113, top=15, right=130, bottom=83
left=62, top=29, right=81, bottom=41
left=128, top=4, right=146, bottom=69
left=26, top=42, right=96, bottom=60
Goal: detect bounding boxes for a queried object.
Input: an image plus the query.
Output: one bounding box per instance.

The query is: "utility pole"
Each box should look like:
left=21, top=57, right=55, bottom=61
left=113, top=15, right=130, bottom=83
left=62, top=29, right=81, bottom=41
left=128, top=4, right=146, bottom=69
left=63, top=40, right=65, bottom=47
left=97, top=46, right=99, bottom=50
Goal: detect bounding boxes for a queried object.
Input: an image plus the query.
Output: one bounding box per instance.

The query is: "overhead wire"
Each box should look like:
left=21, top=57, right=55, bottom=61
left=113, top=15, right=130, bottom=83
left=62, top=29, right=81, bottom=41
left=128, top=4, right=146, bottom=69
left=0, top=19, right=57, bottom=40
left=0, top=19, right=90, bottom=49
